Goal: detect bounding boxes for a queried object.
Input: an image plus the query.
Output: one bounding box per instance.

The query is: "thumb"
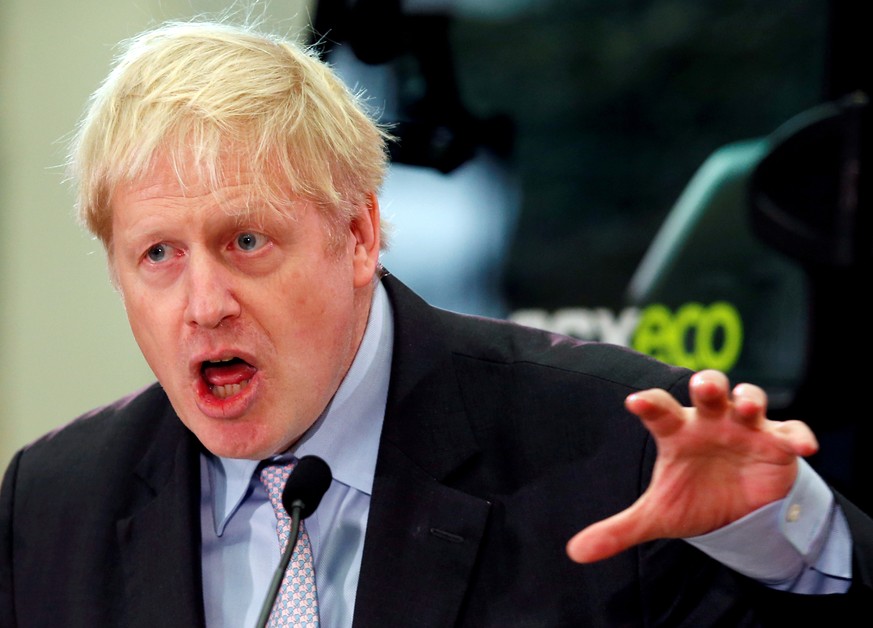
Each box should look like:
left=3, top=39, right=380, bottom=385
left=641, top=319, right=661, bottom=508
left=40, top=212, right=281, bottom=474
left=566, top=507, right=654, bottom=563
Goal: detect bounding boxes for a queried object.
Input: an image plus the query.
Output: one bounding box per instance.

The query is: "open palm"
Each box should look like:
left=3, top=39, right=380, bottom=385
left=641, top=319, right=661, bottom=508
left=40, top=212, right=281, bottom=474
left=567, top=370, right=818, bottom=563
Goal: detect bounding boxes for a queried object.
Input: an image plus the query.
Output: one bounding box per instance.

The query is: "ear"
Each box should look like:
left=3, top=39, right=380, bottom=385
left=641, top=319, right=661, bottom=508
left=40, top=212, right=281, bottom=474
left=351, top=191, right=381, bottom=288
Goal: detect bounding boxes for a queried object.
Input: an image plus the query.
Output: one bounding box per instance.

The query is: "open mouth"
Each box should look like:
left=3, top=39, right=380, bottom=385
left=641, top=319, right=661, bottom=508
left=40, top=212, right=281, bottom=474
left=200, top=357, right=257, bottom=400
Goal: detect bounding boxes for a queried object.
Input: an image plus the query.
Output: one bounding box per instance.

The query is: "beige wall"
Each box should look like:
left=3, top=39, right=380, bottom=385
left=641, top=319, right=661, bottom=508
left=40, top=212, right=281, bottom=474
left=0, top=0, right=313, bottom=469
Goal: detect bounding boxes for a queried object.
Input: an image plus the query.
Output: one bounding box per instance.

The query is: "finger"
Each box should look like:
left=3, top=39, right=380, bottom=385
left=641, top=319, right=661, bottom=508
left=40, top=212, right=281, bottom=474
left=625, top=389, right=687, bottom=438
left=770, top=419, right=820, bottom=457
left=731, top=382, right=767, bottom=426
left=689, top=370, right=731, bottom=418
left=566, top=507, right=655, bottom=563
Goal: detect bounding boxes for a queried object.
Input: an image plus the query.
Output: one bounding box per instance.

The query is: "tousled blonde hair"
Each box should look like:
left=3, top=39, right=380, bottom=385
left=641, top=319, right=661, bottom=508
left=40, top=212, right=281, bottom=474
left=68, top=19, right=390, bottom=250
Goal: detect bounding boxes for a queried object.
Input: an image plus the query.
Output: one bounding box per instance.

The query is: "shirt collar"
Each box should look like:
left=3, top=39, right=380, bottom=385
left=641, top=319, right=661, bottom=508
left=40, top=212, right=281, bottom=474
left=206, top=281, right=393, bottom=534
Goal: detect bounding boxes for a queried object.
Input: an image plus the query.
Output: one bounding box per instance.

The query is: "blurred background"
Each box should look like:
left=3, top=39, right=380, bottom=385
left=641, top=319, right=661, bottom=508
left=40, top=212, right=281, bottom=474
left=2, top=0, right=869, bottom=511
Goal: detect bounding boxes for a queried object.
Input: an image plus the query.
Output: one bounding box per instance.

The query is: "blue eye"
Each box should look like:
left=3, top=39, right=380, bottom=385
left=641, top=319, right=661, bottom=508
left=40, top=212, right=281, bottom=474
left=235, top=232, right=266, bottom=251
left=146, top=244, right=167, bottom=262
left=144, top=242, right=180, bottom=264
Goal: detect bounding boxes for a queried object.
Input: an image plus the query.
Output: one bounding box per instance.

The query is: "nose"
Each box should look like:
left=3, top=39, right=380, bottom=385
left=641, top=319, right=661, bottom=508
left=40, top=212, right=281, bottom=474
left=184, top=254, right=241, bottom=328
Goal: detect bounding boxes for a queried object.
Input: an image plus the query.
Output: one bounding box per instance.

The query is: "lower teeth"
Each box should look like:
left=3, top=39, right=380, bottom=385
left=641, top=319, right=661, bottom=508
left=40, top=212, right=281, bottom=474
left=211, top=380, right=249, bottom=399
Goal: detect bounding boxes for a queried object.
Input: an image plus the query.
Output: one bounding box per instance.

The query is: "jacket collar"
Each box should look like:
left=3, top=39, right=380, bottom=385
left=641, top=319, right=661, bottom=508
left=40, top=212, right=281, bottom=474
left=116, top=397, right=206, bottom=627
left=378, top=274, right=481, bottom=479
left=354, top=274, right=491, bottom=627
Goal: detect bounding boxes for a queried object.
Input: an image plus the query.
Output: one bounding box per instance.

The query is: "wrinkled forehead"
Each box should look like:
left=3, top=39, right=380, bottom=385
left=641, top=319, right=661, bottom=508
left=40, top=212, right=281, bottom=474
left=122, top=143, right=299, bottom=213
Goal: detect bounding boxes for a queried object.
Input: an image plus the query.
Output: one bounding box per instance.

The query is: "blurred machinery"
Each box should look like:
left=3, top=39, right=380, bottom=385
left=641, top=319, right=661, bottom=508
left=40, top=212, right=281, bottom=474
left=311, top=0, right=520, bottom=317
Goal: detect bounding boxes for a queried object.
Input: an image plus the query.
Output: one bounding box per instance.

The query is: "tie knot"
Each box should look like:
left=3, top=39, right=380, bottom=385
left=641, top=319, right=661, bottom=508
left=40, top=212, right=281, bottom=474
left=259, top=459, right=298, bottom=520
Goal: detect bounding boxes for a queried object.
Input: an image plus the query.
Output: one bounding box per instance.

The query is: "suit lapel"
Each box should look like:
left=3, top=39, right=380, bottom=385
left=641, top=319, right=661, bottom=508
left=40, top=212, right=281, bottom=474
left=116, top=403, right=206, bottom=627
left=353, top=276, right=491, bottom=627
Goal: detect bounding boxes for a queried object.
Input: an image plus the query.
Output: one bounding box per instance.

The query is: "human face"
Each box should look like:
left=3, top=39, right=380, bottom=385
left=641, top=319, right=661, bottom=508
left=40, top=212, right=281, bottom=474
left=110, top=154, right=380, bottom=459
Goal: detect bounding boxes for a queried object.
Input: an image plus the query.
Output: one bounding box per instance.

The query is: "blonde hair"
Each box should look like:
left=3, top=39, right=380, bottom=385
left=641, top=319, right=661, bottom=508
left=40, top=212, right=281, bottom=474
left=68, top=19, right=390, bottom=250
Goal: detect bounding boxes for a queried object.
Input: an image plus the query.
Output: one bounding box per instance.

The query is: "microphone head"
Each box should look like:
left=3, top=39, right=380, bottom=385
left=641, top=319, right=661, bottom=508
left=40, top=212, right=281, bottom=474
left=282, top=455, right=333, bottom=520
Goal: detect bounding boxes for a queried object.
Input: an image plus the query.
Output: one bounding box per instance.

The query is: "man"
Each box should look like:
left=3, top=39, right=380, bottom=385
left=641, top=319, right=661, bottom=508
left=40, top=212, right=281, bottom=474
left=1, top=19, right=871, bottom=627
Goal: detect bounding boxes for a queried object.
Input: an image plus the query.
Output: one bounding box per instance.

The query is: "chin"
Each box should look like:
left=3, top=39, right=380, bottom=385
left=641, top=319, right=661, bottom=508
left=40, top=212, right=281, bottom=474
left=184, top=418, right=276, bottom=460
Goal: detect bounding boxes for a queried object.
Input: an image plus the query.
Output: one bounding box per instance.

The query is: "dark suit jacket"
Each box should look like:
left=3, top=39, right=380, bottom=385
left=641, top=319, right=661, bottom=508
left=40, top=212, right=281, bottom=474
left=2, top=275, right=872, bottom=627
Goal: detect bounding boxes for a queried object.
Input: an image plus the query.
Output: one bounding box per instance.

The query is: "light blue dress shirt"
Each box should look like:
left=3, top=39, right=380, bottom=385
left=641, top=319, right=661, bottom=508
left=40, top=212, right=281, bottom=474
left=200, top=281, right=852, bottom=627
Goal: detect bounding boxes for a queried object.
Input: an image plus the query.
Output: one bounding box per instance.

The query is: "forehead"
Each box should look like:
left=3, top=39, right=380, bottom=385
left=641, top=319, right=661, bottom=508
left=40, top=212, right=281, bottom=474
left=112, top=149, right=298, bottom=220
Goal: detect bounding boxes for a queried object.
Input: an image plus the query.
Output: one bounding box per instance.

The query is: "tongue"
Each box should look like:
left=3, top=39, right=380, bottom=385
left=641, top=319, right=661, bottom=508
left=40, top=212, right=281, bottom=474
left=202, top=362, right=257, bottom=386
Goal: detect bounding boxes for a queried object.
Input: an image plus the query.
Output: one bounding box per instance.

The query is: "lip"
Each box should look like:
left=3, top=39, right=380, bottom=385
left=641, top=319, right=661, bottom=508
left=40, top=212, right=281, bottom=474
left=190, top=349, right=261, bottom=419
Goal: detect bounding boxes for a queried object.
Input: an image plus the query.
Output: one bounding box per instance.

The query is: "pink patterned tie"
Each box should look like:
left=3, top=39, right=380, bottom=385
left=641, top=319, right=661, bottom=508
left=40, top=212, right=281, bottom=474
left=259, top=461, right=320, bottom=627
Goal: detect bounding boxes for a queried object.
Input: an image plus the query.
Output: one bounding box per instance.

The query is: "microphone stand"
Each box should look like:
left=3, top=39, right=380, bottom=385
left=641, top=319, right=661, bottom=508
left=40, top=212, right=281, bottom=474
left=256, top=500, right=304, bottom=628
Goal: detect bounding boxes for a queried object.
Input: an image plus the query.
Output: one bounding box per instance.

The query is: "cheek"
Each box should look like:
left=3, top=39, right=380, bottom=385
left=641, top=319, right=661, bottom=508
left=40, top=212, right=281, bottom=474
left=122, top=288, right=178, bottom=368
left=278, top=257, right=353, bottom=319
left=272, top=280, right=355, bottom=359
left=122, top=283, right=157, bottom=330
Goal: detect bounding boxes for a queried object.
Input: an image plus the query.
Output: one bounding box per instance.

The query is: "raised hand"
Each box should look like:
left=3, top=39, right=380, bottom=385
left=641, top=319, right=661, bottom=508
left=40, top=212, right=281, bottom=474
left=566, top=369, right=819, bottom=563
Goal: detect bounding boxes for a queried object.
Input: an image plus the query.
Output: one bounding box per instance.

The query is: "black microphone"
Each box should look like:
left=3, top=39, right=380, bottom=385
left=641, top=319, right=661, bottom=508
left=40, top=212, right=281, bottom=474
left=256, top=456, right=333, bottom=628
left=281, top=456, right=332, bottom=520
